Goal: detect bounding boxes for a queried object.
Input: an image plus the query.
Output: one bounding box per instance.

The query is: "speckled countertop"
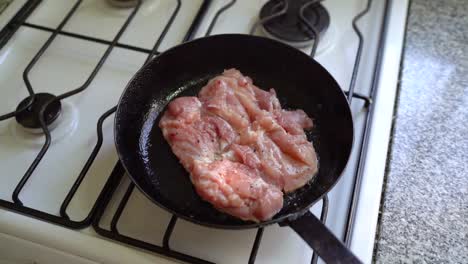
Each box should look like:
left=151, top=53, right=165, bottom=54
left=373, top=0, right=468, bottom=263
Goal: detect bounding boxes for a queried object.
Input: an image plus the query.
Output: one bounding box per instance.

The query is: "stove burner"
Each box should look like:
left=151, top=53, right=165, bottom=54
left=260, top=0, right=330, bottom=48
left=106, top=0, right=139, bottom=8
left=15, top=93, right=61, bottom=132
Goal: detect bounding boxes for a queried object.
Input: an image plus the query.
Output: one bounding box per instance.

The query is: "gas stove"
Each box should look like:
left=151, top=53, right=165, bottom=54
left=0, top=0, right=408, bottom=263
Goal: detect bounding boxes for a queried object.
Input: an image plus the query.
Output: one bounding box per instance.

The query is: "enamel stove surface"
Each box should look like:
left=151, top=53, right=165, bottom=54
left=0, top=1, right=408, bottom=263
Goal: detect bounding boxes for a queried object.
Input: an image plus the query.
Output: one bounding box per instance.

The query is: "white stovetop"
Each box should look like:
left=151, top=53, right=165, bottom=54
left=0, top=0, right=408, bottom=263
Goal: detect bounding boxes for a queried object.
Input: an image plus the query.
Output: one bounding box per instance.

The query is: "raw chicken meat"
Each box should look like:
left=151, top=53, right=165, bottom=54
left=159, top=69, right=318, bottom=221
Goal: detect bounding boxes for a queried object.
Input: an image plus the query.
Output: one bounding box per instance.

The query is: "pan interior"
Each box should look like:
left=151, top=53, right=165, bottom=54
left=115, top=34, right=353, bottom=228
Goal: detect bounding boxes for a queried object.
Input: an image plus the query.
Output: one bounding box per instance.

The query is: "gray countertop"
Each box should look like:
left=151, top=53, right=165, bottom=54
left=373, top=0, right=468, bottom=263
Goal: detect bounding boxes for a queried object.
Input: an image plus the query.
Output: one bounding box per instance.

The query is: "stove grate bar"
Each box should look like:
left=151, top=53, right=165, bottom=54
left=344, top=91, right=373, bottom=107
left=310, top=196, right=329, bottom=264
left=0, top=0, right=41, bottom=54
left=110, top=183, right=135, bottom=233
left=163, top=215, right=178, bottom=250
left=300, top=0, right=323, bottom=57
left=347, top=0, right=373, bottom=103
left=344, top=0, right=393, bottom=246
left=59, top=106, right=117, bottom=222
left=205, top=0, right=236, bottom=37
left=22, top=22, right=158, bottom=55
left=248, top=228, right=265, bottom=264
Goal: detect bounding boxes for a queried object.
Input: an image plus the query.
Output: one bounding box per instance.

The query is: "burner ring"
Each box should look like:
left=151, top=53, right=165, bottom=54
left=260, top=0, right=330, bottom=46
left=15, top=93, right=61, bottom=131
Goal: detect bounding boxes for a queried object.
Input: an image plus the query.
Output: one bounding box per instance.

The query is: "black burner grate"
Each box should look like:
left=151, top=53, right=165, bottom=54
left=0, top=0, right=392, bottom=263
left=0, top=0, right=207, bottom=229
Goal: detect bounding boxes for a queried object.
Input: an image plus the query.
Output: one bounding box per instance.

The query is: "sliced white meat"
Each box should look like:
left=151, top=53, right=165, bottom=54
left=159, top=68, right=318, bottom=221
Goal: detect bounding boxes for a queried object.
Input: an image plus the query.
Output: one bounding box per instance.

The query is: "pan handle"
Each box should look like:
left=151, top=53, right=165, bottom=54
left=286, top=211, right=363, bottom=264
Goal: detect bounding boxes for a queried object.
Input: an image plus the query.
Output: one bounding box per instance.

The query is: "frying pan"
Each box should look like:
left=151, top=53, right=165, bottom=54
left=114, top=34, right=359, bottom=263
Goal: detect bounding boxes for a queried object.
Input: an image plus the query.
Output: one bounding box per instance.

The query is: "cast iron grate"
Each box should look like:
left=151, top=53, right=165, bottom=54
left=0, top=0, right=208, bottom=229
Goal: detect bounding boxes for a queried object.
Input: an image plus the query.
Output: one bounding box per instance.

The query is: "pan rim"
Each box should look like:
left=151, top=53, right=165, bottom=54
left=114, top=33, right=355, bottom=229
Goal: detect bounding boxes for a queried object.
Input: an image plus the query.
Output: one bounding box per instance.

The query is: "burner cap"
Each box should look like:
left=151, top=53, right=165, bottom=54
left=15, top=93, right=61, bottom=130
left=260, top=0, right=330, bottom=47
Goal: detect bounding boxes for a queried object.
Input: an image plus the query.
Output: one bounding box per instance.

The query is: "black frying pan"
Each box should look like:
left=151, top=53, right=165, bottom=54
left=114, top=34, right=359, bottom=263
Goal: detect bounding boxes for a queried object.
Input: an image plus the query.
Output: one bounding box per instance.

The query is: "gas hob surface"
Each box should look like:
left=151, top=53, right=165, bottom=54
left=0, top=1, right=408, bottom=263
